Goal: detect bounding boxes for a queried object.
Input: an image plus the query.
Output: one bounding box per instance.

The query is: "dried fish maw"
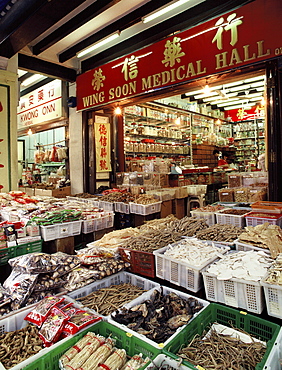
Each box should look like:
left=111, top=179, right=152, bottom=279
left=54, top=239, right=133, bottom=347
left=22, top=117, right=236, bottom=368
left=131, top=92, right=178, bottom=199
left=167, top=314, right=192, bottom=329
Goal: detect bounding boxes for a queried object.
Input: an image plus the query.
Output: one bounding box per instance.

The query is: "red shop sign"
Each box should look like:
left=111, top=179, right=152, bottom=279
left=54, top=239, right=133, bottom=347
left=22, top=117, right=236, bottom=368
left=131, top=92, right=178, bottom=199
left=76, top=0, right=282, bottom=112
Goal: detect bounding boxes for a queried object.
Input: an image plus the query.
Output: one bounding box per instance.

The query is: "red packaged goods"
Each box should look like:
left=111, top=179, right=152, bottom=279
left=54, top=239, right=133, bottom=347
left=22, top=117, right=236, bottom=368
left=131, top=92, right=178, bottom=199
left=63, top=309, right=101, bottom=335
left=25, top=296, right=64, bottom=326
left=39, top=306, right=69, bottom=346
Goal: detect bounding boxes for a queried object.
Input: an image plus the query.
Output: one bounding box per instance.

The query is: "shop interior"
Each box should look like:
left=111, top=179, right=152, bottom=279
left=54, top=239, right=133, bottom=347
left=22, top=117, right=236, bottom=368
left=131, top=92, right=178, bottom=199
left=118, top=69, right=266, bottom=204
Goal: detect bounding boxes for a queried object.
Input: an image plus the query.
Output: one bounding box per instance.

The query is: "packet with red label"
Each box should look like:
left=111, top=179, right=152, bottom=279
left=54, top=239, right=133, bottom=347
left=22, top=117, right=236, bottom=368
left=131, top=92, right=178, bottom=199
left=63, top=309, right=101, bottom=335
left=24, top=296, right=64, bottom=326
left=39, top=306, right=69, bottom=346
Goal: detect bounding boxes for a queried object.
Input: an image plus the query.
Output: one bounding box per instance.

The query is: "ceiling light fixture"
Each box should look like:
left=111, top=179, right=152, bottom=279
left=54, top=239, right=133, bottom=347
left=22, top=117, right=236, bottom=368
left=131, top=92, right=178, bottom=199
left=114, top=106, right=122, bottom=115
left=27, top=128, right=33, bottom=136
left=175, top=117, right=181, bottom=125
left=21, top=74, right=44, bottom=87
left=223, top=103, right=254, bottom=111
left=77, top=31, right=120, bottom=58
left=142, top=0, right=191, bottom=23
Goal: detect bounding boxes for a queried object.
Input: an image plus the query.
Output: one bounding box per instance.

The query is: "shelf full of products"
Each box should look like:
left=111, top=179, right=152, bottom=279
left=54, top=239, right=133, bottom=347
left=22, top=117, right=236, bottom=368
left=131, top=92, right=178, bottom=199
left=233, top=119, right=265, bottom=165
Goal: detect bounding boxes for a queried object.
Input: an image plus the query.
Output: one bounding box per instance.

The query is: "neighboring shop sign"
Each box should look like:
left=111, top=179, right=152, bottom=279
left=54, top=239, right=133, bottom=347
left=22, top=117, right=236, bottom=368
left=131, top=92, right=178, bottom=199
left=77, top=0, right=282, bottom=111
left=0, top=84, right=11, bottom=191
left=17, top=79, right=63, bottom=129
left=94, top=116, right=111, bottom=172
left=227, top=105, right=265, bottom=122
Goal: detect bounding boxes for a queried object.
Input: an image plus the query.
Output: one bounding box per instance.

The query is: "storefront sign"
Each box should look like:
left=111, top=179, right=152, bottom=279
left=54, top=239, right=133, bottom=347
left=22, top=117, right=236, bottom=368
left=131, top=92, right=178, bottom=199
left=94, top=117, right=111, bottom=172
left=17, top=79, right=63, bottom=129
left=227, top=105, right=265, bottom=122
left=0, top=84, right=11, bottom=191
left=77, top=0, right=282, bottom=111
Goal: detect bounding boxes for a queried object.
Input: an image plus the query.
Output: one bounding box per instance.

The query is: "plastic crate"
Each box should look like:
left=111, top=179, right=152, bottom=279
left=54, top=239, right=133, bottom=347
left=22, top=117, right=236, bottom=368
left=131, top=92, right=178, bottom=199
left=202, top=264, right=265, bottom=314
left=190, top=209, right=216, bottom=226
left=15, top=239, right=42, bottom=257
left=215, top=208, right=249, bottom=228
left=0, top=302, right=87, bottom=370
left=251, top=201, right=282, bottom=214
left=143, top=354, right=190, bottom=370
left=235, top=240, right=271, bottom=256
left=114, top=202, right=130, bottom=214
left=82, top=219, right=95, bottom=234
left=153, top=242, right=229, bottom=292
left=0, top=246, right=16, bottom=265
left=40, top=224, right=59, bottom=241
left=186, top=185, right=207, bottom=195
left=119, top=247, right=155, bottom=278
left=67, top=271, right=160, bottom=319
left=24, top=320, right=160, bottom=370
left=261, top=276, right=282, bottom=319
left=129, top=201, right=162, bottom=215
left=58, top=220, right=83, bottom=238
left=162, top=303, right=281, bottom=370
left=109, top=285, right=209, bottom=349
left=245, top=212, right=282, bottom=227
left=99, top=200, right=114, bottom=211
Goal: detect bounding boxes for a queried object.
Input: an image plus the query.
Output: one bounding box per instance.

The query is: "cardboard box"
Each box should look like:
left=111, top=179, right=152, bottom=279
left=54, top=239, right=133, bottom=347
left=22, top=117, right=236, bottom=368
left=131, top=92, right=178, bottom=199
left=172, top=198, right=186, bottom=219
left=161, top=200, right=173, bottom=218
left=16, top=235, right=42, bottom=245
left=24, top=187, right=35, bottom=196
left=174, top=186, right=188, bottom=199
left=26, top=224, right=40, bottom=237
left=34, top=186, right=71, bottom=198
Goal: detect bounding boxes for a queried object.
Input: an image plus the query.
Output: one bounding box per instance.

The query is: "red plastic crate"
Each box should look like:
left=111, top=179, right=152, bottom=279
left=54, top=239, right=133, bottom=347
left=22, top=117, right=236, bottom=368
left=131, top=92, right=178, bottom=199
left=119, top=247, right=155, bottom=278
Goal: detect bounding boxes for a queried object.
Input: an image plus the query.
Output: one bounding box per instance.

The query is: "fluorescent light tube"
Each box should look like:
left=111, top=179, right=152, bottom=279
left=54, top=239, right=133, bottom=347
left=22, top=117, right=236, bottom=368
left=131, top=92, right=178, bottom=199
left=143, top=0, right=191, bottom=23
left=21, top=74, right=45, bottom=87
left=77, top=32, right=120, bottom=58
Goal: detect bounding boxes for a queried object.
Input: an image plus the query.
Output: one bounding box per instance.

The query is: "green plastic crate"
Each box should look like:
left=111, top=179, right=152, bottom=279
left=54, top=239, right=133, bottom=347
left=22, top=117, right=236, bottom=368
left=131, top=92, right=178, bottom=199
left=15, top=239, right=42, bottom=257
left=24, top=321, right=160, bottom=370
left=163, top=303, right=281, bottom=370
left=0, top=246, right=16, bottom=265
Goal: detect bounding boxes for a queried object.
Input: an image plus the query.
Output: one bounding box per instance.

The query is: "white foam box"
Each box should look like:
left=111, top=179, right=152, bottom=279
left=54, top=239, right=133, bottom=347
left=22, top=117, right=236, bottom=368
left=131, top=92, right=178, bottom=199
left=109, top=285, right=210, bottom=349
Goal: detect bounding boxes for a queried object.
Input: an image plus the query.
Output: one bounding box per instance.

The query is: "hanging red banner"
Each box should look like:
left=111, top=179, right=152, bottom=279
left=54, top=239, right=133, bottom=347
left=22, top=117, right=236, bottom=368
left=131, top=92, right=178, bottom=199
left=76, top=0, right=282, bottom=112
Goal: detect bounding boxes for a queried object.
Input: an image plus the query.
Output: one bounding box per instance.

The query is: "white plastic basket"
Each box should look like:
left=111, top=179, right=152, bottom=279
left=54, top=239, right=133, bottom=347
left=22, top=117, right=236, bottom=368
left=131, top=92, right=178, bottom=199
left=40, top=224, right=59, bottom=241
left=109, top=285, right=210, bottom=349
left=153, top=242, right=229, bottom=292
left=190, top=210, right=216, bottom=226
left=215, top=208, right=248, bottom=228
left=99, top=200, right=114, bottom=211
left=261, top=277, right=282, bottom=319
left=114, top=202, right=130, bottom=214
left=40, top=221, right=82, bottom=241
left=67, top=271, right=160, bottom=319
left=202, top=266, right=265, bottom=314
left=129, top=201, right=162, bottom=215
left=235, top=240, right=271, bottom=256
left=86, top=199, right=100, bottom=208
left=82, top=219, right=95, bottom=234
left=186, top=185, right=207, bottom=195
left=245, top=213, right=282, bottom=227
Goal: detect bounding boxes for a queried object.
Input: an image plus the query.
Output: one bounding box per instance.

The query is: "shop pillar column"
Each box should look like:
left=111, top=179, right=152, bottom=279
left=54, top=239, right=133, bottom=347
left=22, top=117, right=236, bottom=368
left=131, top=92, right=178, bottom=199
left=0, top=55, right=18, bottom=192
left=266, top=59, right=282, bottom=201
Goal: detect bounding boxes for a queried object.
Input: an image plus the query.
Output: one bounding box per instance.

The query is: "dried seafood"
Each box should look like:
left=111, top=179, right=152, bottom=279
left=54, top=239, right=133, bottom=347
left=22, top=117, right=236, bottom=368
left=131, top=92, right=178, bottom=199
left=195, top=223, right=243, bottom=243
left=112, top=289, right=203, bottom=343
left=177, top=325, right=266, bottom=370
left=264, top=253, right=282, bottom=285
left=121, top=217, right=208, bottom=253
left=77, top=283, right=147, bottom=315
left=238, top=223, right=282, bottom=258
left=0, top=324, right=43, bottom=369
